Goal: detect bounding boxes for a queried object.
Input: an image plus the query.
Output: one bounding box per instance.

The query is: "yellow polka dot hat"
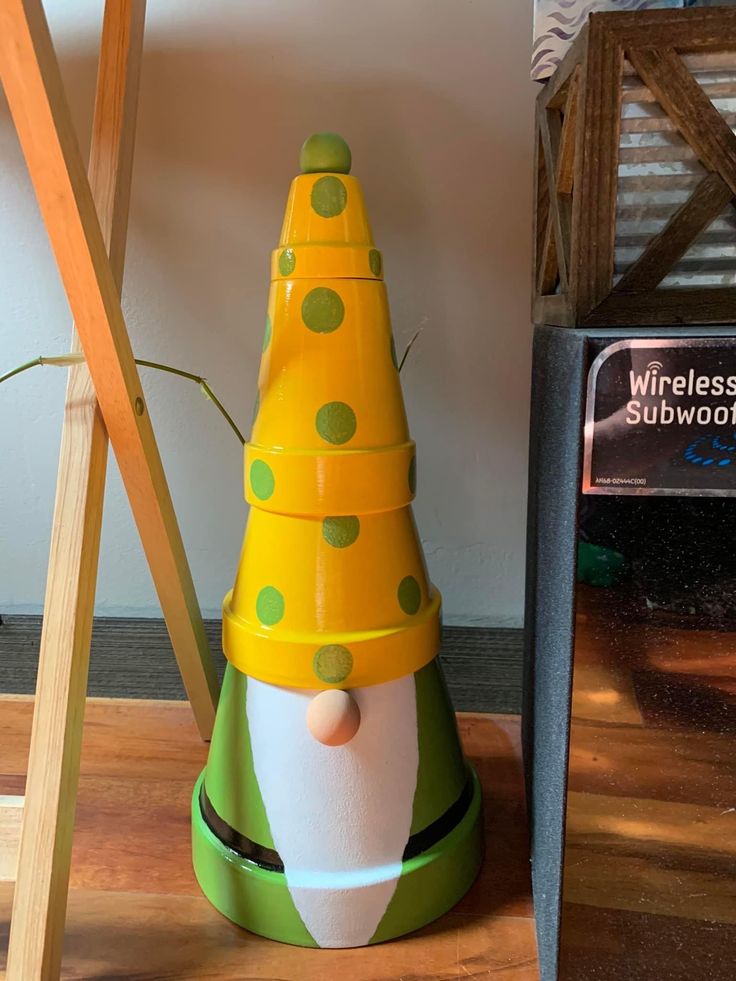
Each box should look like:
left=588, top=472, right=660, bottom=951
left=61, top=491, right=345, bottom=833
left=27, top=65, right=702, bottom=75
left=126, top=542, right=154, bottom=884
left=223, top=133, right=441, bottom=689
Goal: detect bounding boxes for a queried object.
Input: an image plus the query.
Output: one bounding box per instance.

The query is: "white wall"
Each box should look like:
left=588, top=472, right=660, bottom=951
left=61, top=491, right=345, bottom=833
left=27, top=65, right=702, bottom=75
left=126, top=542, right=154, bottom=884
left=0, top=0, right=537, bottom=626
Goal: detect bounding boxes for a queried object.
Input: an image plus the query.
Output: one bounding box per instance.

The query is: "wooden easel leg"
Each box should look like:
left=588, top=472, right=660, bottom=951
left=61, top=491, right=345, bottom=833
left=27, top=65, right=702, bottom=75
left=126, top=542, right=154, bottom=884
left=0, top=3, right=219, bottom=729
left=5, top=4, right=147, bottom=978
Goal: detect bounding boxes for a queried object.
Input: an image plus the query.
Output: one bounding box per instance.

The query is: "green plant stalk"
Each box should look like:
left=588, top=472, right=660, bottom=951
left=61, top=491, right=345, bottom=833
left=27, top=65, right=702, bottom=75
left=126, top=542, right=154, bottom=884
left=0, top=353, right=84, bottom=384
left=0, top=354, right=245, bottom=445
left=135, top=359, right=245, bottom=444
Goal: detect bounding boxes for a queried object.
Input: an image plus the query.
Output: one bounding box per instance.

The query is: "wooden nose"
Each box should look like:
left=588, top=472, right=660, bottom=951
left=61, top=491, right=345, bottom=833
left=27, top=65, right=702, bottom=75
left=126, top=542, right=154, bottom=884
left=306, top=689, right=361, bottom=746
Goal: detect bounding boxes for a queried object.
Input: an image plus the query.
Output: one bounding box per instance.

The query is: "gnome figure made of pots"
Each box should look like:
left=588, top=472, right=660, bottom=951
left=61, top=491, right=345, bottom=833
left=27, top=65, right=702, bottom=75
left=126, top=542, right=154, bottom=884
left=192, top=134, right=483, bottom=948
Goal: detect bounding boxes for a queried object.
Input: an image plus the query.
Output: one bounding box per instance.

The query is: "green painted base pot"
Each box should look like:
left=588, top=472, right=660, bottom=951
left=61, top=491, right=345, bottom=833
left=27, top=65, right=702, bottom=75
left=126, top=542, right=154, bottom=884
left=191, top=766, right=483, bottom=947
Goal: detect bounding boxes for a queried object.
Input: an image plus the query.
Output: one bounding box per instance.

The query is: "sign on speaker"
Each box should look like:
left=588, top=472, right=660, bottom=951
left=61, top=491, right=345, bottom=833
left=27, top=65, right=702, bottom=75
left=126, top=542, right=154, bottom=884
left=583, top=337, right=736, bottom=496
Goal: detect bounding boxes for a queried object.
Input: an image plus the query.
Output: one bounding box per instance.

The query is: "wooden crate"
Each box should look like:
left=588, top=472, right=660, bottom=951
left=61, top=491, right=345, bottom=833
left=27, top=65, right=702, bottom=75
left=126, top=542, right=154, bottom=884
left=533, top=6, right=736, bottom=328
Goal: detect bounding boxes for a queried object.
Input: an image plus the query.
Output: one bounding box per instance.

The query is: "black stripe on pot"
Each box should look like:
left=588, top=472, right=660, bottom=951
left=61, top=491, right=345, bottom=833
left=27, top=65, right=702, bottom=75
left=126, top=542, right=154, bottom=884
left=402, top=771, right=474, bottom=861
left=199, top=783, right=284, bottom=872
left=200, top=771, right=474, bottom=873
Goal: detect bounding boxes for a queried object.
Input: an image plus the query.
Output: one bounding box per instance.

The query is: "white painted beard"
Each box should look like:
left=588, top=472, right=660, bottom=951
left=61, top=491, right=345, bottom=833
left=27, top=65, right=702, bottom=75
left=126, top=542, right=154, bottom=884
left=246, top=674, right=419, bottom=947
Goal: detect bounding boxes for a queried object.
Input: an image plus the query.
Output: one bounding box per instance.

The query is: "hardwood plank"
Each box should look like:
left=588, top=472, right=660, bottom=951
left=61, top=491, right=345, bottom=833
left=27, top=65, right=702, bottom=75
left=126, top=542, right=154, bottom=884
left=534, top=132, right=550, bottom=295
left=0, top=0, right=218, bottom=740
left=538, top=108, right=569, bottom=293
left=455, top=715, right=532, bottom=919
left=583, top=287, right=736, bottom=326
left=534, top=113, right=557, bottom=300
left=532, top=293, right=574, bottom=327
left=0, top=883, right=538, bottom=981
left=556, top=69, right=579, bottom=197
left=537, top=214, right=558, bottom=297
left=0, top=698, right=206, bottom=782
left=598, top=6, right=736, bottom=50
left=615, top=173, right=733, bottom=293
left=571, top=16, right=623, bottom=322
left=0, top=799, right=23, bottom=883
left=4, top=5, right=147, bottom=978
left=628, top=46, right=736, bottom=199
left=549, top=108, right=574, bottom=280
left=68, top=774, right=199, bottom=897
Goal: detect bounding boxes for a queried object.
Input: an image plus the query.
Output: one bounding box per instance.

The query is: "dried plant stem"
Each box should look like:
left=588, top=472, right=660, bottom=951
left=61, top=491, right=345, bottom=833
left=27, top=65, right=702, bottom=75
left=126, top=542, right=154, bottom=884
left=0, top=353, right=245, bottom=445
left=399, top=328, right=423, bottom=372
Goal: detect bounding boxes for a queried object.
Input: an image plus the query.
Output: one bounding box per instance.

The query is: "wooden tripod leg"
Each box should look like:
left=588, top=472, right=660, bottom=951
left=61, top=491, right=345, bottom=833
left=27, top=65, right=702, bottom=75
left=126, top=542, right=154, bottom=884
left=0, top=3, right=219, bottom=725
left=5, top=3, right=147, bottom=978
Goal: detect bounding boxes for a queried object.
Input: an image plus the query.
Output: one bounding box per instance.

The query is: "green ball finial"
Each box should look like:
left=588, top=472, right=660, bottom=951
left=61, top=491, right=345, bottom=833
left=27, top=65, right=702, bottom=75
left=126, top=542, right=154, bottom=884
left=300, top=133, right=352, bottom=175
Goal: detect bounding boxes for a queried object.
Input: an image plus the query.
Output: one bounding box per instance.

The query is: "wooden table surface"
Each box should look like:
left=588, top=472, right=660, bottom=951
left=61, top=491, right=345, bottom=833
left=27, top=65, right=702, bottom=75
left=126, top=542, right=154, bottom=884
left=0, top=696, right=538, bottom=980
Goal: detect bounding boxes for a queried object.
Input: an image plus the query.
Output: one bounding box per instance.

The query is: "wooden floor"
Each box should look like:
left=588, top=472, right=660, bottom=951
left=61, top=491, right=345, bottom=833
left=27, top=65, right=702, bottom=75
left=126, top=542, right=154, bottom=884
left=0, top=696, right=538, bottom=980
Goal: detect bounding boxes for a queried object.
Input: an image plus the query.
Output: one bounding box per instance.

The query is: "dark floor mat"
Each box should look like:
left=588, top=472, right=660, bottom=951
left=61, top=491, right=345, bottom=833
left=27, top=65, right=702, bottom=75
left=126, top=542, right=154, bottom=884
left=0, top=615, right=523, bottom=715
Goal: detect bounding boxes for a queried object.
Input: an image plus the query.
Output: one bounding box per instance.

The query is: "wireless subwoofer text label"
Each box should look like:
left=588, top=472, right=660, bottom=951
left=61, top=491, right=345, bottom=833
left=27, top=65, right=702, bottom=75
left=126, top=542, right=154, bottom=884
left=584, top=338, right=736, bottom=496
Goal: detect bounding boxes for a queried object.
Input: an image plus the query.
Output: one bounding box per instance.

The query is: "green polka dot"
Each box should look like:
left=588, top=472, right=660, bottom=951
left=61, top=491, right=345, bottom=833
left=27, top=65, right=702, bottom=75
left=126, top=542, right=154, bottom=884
left=252, top=389, right=260, bottom=426
left=313, top=644, right=353, bottom=684
left=390, top=334, right=399, bottom=371
left=278, top=249, right=296, bottom=276
left=262, top=315, right=272, bottom=352
left=322, top=516, right=360, bottom=548
left=250, top=459, right=274, bottom=500
left=316, top=401, right=356, bottom=445
left=311, top=175, right=347, bottom=218
left=398, top=575, right=421, bottom=616
left=408, top=455, right=417, bottom=495
left=256, top=586, right=284, bottom=626
left=302, top=287, right=344, bottom=334
left=369, top=249, right=382, bottom=277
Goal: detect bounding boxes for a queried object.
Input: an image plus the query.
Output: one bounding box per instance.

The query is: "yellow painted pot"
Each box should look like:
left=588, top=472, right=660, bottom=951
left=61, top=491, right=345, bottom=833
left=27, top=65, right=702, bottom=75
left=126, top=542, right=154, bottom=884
left=230, top=138, right=437, bottom=690
left=224, top=506, right=441, bottom=689
left=193, top=134, right=483, bottom=949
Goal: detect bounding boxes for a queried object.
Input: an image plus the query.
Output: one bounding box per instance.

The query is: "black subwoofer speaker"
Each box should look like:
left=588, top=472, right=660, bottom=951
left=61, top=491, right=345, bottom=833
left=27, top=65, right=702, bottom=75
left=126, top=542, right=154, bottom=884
left=524, top=324, right=736, bottom=981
